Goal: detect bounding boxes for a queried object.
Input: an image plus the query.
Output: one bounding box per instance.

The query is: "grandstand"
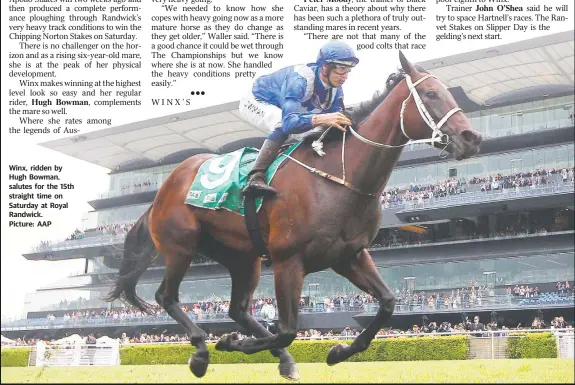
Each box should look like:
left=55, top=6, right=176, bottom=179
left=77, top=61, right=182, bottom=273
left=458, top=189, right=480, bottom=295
left=2, top=31, right=574, bottom=341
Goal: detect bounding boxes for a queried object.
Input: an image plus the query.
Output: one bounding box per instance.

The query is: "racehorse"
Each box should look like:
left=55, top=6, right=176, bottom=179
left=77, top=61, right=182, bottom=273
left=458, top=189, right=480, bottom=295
left=105, top=52, right=482, bottom=380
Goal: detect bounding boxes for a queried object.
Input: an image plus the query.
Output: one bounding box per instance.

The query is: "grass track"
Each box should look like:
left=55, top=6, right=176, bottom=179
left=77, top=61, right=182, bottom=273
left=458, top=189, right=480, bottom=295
left=2, top=359, right=573, bottom=383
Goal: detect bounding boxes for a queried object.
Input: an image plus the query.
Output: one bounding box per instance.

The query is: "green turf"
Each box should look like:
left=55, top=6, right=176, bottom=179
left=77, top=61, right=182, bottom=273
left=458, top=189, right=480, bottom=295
left=1, top=359, right=573, bottom=383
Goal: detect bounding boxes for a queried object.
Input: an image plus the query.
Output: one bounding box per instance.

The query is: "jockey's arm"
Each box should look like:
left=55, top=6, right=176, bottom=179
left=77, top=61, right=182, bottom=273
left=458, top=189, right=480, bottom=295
left=282, top=98, right=351, bottom=133
left=312, top=90, right=351, bottom=131
left=280, top=75, right=352, bottom=135
left=311, top=102, right=352, bottom=132
left=273, top=74, right=314, bottom=138
left=281, top=97, right=314, bottom=135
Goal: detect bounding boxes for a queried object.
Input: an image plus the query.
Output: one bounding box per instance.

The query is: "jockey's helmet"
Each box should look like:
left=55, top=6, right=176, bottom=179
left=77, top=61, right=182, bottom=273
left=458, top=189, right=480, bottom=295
left=316, top=41, right=359, bottom=68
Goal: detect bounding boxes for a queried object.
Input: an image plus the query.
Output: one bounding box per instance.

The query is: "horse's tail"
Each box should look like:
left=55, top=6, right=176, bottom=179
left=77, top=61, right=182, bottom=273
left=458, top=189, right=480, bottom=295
left=104, top=205, right=158, bottom=314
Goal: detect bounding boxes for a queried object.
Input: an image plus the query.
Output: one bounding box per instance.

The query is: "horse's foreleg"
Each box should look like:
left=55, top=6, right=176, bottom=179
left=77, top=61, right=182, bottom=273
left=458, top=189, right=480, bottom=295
left=155, top=260, right=210, bottom=378
left=217, top=258, right=299, bottom=380
left=327, top=248, right=396, bottom=365
left=217, top=258, right=304, bottom=355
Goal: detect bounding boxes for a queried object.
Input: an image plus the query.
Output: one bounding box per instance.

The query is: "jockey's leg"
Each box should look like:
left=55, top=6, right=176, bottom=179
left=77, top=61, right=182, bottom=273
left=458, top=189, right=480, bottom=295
left=216, top=258, right=299, bottom=380
left=238, top=92, right=285, bottom=197
left=217, top=257, right=304, bottom=355
left=326, top=248, right=396, bottom=365
left=243, top=134, right=284, bottom=197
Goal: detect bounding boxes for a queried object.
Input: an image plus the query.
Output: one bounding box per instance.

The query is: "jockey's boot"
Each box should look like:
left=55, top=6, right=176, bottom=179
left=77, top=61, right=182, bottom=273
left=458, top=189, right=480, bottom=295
left=243, top=139, right=283, bottom=197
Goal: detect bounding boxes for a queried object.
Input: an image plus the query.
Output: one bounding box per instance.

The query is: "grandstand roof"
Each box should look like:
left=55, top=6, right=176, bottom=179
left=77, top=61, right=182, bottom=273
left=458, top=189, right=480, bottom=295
left=417, top=30, right=574, bottom=106
left=39, top=101, right=270, bottom=170
left=39, top=31, right=574, bottom=171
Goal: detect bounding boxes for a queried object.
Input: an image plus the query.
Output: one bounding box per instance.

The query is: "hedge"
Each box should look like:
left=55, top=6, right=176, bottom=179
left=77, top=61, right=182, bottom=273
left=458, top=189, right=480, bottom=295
left=0, top=336, right=469, bottom=367
left=506, top=332, right=557, bottom=359
left=1, top=348, right=30, bottom=367
left=3, top=333, right=563, bottom=367
left=120, top=336, right=469, bottom=365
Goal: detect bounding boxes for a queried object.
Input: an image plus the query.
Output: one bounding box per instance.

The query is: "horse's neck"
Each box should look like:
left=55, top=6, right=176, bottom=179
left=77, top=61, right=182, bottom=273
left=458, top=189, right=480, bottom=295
left=328, top=85, right=410, bottom=196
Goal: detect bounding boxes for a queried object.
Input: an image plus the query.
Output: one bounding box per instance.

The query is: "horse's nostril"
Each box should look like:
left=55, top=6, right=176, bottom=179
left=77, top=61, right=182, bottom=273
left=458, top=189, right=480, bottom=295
left=461, top=130, right=481, bottom=145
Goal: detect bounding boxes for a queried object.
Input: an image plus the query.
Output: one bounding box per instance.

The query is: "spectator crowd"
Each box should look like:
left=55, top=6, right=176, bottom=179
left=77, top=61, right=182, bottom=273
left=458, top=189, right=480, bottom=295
left=380, top=166, right=574, bottom=208
left=35, top=166, right=574, bottom=251
left=4, top=314, right=572, bottom=348
left=119, top=179, right=157, bottom=193
left=36, top=222, right=137, bottom=251
left=18, top=281, right=571, bottom=330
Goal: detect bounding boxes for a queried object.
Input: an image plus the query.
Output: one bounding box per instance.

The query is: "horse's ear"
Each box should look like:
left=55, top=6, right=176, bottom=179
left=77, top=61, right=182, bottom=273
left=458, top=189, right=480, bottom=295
left=399, top=51, right=416, bottom=75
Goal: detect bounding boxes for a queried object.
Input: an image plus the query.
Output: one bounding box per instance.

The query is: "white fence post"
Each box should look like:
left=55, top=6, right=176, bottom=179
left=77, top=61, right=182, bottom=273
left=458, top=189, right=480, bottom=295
left=555, top=330, right=575, bottom=359
left=28, top=339, right=121, bottom=367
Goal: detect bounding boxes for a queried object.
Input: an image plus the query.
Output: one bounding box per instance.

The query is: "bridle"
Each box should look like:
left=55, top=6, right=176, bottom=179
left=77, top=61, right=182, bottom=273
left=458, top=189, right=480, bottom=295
left=349, top=73, right=462, bottom=158
left=282, top=73, right=464, bottom=197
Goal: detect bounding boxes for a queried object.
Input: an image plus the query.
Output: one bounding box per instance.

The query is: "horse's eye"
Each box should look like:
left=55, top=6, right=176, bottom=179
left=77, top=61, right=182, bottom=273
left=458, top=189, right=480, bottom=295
left=426, top=91, right=439, bottom=99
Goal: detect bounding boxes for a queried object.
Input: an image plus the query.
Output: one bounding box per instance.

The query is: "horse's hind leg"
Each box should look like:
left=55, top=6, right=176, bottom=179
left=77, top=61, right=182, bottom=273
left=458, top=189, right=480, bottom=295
left=216, top=257, right=304, bottom=355
left=326, top=248, right=396, bottom=365
left=216, top=258, right=299, bottom=380
left=155, top=254, right=210, bottom=377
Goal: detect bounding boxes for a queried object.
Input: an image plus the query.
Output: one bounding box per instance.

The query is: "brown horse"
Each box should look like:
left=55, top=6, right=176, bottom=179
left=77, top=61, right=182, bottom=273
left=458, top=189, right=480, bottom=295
left=105, top=52, right=482, bottom=379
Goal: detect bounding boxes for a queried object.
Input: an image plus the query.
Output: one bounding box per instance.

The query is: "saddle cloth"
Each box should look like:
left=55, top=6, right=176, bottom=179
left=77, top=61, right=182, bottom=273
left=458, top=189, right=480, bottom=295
left=184, top=142, right=301, bottom=215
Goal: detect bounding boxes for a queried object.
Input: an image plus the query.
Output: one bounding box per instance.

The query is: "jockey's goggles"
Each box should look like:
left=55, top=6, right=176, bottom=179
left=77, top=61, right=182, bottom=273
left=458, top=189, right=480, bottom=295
left=326, top=59, right=357, bottom=67
left=330, top=64, right=353, bottom=75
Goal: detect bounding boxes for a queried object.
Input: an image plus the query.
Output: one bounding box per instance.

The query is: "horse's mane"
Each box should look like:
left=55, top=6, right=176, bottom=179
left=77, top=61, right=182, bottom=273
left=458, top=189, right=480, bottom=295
left=301, top=66, right=428, bottom=146
left=350, top=65, right=429, bottom=125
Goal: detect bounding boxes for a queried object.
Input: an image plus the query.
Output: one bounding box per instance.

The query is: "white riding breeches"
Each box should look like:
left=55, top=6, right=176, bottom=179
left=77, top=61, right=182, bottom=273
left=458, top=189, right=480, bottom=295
left=239, top=92, right=282, bottom=132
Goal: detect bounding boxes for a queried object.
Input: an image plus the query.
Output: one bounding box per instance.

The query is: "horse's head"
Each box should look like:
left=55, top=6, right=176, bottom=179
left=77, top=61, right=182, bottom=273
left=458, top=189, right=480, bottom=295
left=398, top=52, right=482, bottom=160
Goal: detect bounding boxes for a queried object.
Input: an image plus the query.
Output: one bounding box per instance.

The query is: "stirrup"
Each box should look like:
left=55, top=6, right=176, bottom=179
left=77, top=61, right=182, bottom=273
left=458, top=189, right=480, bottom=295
left=243, top=174, right=277, bottom=197
left=243, top=183, right=277, bottom=197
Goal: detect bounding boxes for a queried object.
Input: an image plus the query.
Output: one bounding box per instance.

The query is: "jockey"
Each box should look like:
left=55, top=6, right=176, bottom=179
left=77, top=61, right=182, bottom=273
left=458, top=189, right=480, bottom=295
left=239, top=40, right=359, bottom=196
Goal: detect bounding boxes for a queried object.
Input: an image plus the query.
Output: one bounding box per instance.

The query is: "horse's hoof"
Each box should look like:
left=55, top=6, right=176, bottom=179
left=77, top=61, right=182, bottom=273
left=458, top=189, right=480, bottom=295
left=279, top=362, right=300, bottom=381
left=326, top=343, right=347, bottom=366
left=215, top=333, right=238, bottom=352
left=188, top=354, right=209, bottom=378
